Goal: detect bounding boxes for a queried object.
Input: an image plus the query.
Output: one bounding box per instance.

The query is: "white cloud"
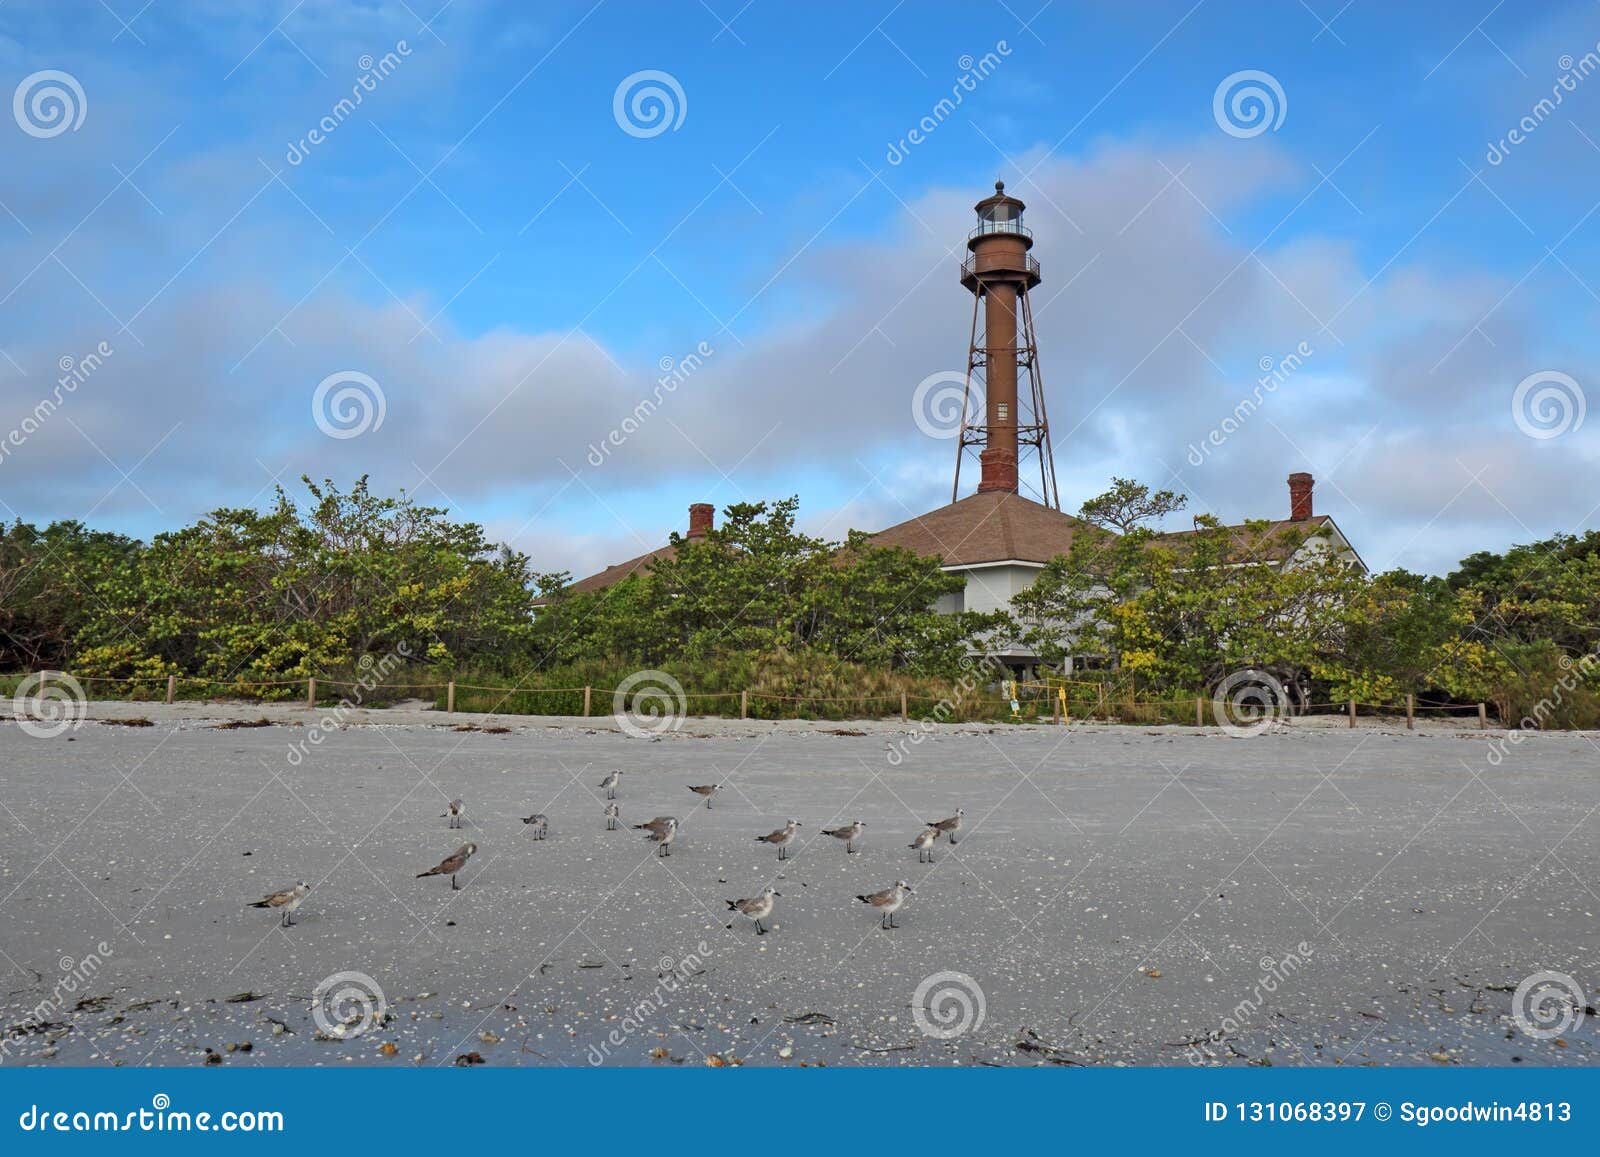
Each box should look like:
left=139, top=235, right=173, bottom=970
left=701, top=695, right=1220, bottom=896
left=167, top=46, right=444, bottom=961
left=2, top=123, right=1594, bottom=577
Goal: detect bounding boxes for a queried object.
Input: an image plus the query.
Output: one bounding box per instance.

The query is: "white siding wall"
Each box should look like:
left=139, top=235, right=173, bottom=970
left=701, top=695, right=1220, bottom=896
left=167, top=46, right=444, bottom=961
left=947, top=563, right=1044, bottom=614
left=1284, top=526, right=1363, bottom=571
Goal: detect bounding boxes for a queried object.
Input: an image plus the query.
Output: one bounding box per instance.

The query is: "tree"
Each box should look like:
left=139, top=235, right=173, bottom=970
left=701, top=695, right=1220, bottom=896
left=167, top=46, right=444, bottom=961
left=1446, top=532, right=1600, bottom=657
left=530, top=498, right=997, bottom=674
left=0, top=520, right=142, bottom=669
left=72, top=476, right=540, bottom=681
left=1013, top=513, right=1368, bottom=695
left=1076, top=477, right=1187, bottom=534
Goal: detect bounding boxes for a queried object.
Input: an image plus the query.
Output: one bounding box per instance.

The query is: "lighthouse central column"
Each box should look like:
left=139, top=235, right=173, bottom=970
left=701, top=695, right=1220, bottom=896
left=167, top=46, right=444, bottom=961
left=977, top=282, right=1019, bottom=493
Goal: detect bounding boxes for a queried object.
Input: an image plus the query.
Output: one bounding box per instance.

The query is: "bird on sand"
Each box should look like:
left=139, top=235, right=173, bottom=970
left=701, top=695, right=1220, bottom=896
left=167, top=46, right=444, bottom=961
left=925, top=808, right=965, bottom=845
left=687, top=783, right=720, bottom=809
left=724, top=886, right=780, bottom=935
left=417, top=843, right=477, bottom=890
left=247, top=882, right=310, bottom=927
left=441, top=799, right=464, bottom=828
left=909, top=827, right=943, bottom=863
left=856, top=881, right=912, bottom=929
left=755, top=819, right=802, bottom=860
left=604, top=802, right=620, bottom=830
left=521, top=813, right=549, bottom=839
left=821, top=820, right=866, bottom=854
left=598, top=771, right=623, bottom=799
left=633, top=816, right=679, bottom=856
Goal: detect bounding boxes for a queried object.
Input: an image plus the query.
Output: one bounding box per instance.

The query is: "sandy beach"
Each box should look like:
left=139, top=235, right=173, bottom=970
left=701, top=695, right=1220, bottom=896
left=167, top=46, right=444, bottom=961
left=1, top=703, right=1596, bottom=1067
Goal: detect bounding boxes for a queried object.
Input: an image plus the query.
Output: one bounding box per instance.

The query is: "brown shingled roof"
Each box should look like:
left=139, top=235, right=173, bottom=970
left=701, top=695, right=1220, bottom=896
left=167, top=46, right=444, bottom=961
left=565, top=543, right=678, bottom=595
left=866, top=490, right=1103, bottom=566
left=546, top=504, right=717, bottom=601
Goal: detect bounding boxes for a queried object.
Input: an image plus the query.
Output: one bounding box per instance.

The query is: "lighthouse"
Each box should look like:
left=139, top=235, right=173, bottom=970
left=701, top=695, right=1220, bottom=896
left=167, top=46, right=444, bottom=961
left=953, top=180, right=1059, bottom=509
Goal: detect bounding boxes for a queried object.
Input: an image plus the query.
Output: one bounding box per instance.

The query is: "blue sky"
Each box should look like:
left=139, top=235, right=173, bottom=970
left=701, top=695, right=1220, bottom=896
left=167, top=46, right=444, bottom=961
left=0, top=0, right=1597, bottom=578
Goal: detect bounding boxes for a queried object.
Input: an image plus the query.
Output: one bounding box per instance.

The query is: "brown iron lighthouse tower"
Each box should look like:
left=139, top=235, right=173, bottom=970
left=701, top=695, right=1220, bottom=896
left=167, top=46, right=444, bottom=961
left=953, top=181, right=1059, bottom=509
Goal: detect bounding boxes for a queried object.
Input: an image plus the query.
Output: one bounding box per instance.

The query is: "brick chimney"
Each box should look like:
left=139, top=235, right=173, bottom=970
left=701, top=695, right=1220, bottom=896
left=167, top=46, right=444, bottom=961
left=1288, top=472, right=1314, bottom=521
left=686, top=502, right=714, bottom=539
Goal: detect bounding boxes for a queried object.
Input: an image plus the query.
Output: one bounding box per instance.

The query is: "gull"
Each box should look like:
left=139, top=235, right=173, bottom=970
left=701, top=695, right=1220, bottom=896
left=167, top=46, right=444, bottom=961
left=856, top=880, right=912, bottom=930
left=724, top=886, right=780, bottom=935
left=521, top=813, right=549, bottom=839
left=755, top=819, right=802, bottom=860
left=247, top=882, right=310, bottom=927
left=441, top=799, right=464, bottom=829
left=605, top=802, right=620, bottom=830
left=909, top=827, right=943, bottom=863
left=821, top=820, right=866, bottom=854
left=687, top=783, right=720, bottom=809
left=598, top=771, right=623, bottom=799
left=417, top=842, right=477, bottom=890
left=925, top=808, right=964, bottom=845
left=633, top=815, right=679, bottom=856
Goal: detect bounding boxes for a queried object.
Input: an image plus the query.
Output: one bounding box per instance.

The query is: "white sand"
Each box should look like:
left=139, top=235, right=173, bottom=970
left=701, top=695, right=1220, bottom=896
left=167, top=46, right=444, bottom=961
left=1, top=702, right=1595, bottom=1067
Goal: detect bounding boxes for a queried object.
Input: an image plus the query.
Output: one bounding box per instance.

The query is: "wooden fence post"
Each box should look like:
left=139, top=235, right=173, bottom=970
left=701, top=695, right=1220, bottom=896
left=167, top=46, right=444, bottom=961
left=1478, top=702, right=1487, bottom=730
left=306, top=677, right=316, bottom=708
left=740, top=689, right=748, bottom=720
left=1406, top=693, right=1415, bottom=730
left=1195, top=697, right=1204, bottom=727
left=1348, top=699, right=1356, bottom=728
left=900, top=691, right=908, bottom=723
left=583, top=686, right=592, bottom=717
left=446, top=681, right=456, bottom=714
left=165, top=674, right=176, bottom=705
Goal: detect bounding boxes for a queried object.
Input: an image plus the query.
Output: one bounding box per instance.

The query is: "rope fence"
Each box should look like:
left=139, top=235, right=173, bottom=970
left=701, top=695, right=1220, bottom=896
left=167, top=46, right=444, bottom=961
left=1010, top=678, right=1500, bottom=730
left=0, top=668, right=1509, bottom=730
